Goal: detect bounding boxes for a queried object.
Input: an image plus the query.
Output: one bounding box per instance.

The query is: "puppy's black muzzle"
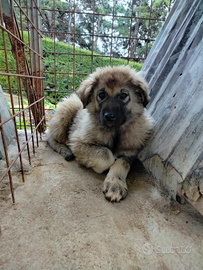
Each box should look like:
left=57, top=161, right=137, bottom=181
left=101, top=108, right=126, bottom=128
left=104, top=112, right=116, bottom=122
left=99, top=96, right=126, bottom=128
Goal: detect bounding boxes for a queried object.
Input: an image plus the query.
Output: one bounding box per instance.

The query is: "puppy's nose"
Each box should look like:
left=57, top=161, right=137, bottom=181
left=104, top=112, right=116, bottom=122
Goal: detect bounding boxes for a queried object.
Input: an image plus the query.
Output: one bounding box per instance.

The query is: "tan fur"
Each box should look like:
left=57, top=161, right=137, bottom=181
left=46, top=94, right=83, bottom=159
left=47, top=65, right=154, bottom=202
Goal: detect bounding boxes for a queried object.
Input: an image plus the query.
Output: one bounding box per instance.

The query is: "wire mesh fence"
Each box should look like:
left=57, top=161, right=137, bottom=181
left=0, top=0, right=172, bottom=203
left=0, top=0, right=45, bottom=203
left=42, top=0, right=173, bottom=105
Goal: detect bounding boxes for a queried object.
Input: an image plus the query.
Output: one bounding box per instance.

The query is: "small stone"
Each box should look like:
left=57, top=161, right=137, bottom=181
left=171, top=210, right=180, bottom=215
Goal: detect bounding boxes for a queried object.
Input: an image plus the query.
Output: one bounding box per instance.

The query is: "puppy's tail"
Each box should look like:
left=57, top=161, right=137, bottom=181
left=46, top=93, right=83, bottom=160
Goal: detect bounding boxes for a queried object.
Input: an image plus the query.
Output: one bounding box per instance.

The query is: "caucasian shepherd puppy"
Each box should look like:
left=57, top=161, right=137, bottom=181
left=47, top=65, right=154, bottom=202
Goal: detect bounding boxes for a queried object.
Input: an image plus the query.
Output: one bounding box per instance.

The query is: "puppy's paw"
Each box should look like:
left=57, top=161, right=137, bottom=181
left=102, top=176, right=128, bottom=202
left=65, top=153, right=75, bottom=161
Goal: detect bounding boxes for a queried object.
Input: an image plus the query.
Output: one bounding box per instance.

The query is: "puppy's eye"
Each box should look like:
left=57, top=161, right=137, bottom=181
left=120, top=92, right=128, bottom=100
left=98, top=91, right=106, bottom=100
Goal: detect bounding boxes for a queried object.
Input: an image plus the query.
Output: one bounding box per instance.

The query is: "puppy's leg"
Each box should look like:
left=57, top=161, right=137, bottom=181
left=47, top=94, right=83, bottom=160
left=72, top=143, right=115, bottom=174
left=102, top=157, right=133, bottom=202
left=47, top=135, right=74, bottom=161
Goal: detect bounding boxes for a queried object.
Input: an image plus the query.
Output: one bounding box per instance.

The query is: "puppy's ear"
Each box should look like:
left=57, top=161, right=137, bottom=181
left=76, top=74, right=98, bottom=107
left=131, top=75, right=150, bottom=107
left=135, top=85, right=150, bottom=108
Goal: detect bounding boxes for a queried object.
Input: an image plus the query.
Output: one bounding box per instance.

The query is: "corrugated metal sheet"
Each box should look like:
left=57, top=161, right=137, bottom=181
left=139, top=0, right=203, bottom=214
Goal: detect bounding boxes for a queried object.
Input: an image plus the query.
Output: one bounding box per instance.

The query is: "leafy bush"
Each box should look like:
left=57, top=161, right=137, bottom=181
left=0, top=32, right=143, bottom=104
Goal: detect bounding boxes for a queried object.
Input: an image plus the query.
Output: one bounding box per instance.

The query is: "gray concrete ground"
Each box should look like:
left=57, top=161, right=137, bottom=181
left=0, top=138, right=203, bottom=270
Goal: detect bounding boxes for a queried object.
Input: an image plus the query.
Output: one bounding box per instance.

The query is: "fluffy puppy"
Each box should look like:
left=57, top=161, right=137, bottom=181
left=47, top=65, right=154, bottom=202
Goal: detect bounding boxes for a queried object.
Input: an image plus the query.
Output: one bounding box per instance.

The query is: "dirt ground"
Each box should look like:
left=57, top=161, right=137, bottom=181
left=0, top=136, right=203, bottom=270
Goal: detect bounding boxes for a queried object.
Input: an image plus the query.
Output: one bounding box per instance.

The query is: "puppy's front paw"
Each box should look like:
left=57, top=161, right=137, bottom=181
left=65, top=153, right=75, bottom=161
left=102, top=176, right=128, bottom=202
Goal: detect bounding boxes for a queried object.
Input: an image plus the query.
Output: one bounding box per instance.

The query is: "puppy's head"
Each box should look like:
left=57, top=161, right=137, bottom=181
left=77, top=65, right=150, bottom=128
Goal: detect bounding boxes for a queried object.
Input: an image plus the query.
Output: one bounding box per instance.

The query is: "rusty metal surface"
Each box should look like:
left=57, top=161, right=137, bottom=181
left=0, top=0, right=45, bottom=203
left=2, top=0, right=45, bottom=134
left=139, top=0, right=203, bottom=210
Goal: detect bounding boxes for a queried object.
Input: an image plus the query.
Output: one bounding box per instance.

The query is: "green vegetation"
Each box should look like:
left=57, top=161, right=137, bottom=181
left=0, top=31, right=143, bottom=104
left=43, top=37, right=143, bottom=103
left=0, top=32, right=17, bottom=90
left=0, top=0, right=174, bottom=104
left=42, top=0, right=174, bottom=59
left=7, top=98, right=31, bottom=130
left=0, top=31, right=29, bottom=92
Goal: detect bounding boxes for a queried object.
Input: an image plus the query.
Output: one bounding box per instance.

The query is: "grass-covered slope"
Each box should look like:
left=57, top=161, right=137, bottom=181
left=0, top=32, right=143, bottom=103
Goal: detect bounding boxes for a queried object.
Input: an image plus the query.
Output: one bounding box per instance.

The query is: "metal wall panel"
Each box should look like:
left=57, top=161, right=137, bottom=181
left=139, top=0, right=203, bottom=214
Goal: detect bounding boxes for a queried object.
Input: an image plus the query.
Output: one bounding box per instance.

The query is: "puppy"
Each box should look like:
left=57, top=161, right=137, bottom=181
left=47, top=65, right=154, bottom=202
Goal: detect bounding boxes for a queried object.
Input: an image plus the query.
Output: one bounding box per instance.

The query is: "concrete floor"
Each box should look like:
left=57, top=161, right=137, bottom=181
left=0, top=138, right=203, bottom=270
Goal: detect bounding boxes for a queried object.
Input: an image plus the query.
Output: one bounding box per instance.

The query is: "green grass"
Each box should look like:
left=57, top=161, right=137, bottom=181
left=0, top=31, right=143, bottom=104
left=0, top=31, right=29, bottom=92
